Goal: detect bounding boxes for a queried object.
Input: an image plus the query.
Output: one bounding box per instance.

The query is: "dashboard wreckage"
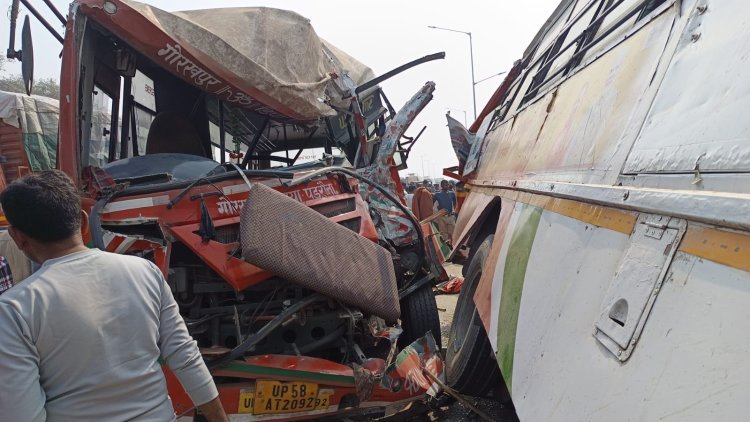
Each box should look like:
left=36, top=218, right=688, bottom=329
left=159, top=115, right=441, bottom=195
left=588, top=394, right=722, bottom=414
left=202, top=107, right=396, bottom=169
left=6, top=0, right=449, bottom=419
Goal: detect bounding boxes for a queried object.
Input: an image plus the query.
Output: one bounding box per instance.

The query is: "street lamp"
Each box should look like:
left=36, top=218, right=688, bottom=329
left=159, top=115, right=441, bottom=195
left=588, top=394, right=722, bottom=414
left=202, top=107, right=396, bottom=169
left=418, top=156, right=429, bottom=179
left=446, top=108, right=467, bottom=126
left=428, top=25, right=477, bottom=120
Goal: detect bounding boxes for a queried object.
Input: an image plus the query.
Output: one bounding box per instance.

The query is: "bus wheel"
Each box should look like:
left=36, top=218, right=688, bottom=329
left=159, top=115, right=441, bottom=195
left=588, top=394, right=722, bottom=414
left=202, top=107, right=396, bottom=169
left=446, top=234, right=506, bottom=398
left=400, top=284, right=442, bottom=350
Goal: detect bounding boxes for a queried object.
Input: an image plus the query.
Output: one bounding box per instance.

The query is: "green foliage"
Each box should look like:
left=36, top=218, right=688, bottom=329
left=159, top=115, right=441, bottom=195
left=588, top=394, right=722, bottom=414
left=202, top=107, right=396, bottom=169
left=0, top=56, right=60, bottom=100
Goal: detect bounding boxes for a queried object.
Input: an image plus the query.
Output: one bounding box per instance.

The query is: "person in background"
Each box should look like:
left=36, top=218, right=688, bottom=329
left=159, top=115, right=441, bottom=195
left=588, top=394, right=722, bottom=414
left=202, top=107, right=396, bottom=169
left=405, top=185, right=415, bottom=209
left=0, top=170, right=227, bottom=421
left=411, top=180, right=434, bottom=221
left=0, top=230, right=32, bottom=283
left=0, top=256, right=12, bottom=295
left=433, top=180, right=457, bottom=245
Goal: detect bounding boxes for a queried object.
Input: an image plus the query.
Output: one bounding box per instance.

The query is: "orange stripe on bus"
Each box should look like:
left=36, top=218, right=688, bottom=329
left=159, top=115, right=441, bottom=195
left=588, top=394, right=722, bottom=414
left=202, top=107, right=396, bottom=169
left=488, top=191, right=637, bottom=235
left=679, top=227, right=750, bottom=273
left=471, top=186, right=750, bottom=272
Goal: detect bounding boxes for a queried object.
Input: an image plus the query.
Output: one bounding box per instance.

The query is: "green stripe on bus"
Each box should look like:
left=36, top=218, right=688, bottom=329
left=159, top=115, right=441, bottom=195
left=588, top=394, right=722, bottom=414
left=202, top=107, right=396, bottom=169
left=220, top=362, right=356, bottom=386
left=496, top=205, right=542, bottom=394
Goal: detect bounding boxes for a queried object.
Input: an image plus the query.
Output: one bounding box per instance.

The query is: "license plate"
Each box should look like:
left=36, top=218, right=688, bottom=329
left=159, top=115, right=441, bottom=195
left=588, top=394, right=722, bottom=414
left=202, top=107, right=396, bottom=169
left=238, top=391, right=254, bottom=414
left=252, top=381, right=329, bottom=415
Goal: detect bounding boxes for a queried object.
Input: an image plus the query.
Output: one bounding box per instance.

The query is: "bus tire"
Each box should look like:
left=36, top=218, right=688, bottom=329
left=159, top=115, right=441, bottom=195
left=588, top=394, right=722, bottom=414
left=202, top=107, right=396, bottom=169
left=400, top=284, right=442, bottom=350
left=446, top=234, right=505, bottom=397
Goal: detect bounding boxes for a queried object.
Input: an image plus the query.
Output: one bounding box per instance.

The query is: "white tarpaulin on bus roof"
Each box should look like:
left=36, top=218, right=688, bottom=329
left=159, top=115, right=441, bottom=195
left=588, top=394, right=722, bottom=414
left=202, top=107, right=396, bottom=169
left=123, top=1, right=376, bottom=121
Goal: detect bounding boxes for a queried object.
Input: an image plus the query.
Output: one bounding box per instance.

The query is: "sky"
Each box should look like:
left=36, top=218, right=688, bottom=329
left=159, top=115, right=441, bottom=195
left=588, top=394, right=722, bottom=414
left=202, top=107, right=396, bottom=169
left=0, top=0, right=561, bottom=179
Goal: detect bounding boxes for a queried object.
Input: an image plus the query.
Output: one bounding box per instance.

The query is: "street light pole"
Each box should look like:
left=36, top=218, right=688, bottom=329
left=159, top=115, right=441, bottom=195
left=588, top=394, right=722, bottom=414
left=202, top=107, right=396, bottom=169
left=468, top=32, right=476, bottom=120
left=428, top=25, right=477, bottom=120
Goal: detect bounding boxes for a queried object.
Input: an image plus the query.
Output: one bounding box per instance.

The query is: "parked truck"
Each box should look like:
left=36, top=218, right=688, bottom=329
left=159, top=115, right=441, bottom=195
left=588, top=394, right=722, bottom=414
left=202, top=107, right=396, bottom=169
left=0, top=90, right=58, bottom=223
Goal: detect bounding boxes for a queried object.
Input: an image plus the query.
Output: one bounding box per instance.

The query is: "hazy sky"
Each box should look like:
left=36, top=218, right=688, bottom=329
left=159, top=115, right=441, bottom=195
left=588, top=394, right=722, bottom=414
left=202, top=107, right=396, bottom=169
left=1, top=0, right=561, bottom=178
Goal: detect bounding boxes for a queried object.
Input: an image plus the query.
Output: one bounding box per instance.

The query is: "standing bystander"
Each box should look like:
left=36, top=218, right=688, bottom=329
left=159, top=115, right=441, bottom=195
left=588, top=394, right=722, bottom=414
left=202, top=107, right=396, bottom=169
left=0, top=256, right=12, bottom=294
left=405, top=185, right=415, bottom=209
left=0, top=229, right=33, bottom=284
left=433, top=180, right=457, bottom=245
left=411, top=180, right=434, bottom=221
left=0, top=170, right=228, bottom=421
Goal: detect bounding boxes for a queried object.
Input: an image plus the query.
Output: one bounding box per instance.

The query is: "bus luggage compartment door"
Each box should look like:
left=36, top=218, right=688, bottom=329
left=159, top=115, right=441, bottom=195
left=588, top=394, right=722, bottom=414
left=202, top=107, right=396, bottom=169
left=593, top=213, right=686, bottom=361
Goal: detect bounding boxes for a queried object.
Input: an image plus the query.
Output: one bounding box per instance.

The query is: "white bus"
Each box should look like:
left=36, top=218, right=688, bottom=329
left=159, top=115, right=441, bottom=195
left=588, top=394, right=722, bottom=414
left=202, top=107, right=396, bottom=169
left=446, top=0, right=750, bottom=420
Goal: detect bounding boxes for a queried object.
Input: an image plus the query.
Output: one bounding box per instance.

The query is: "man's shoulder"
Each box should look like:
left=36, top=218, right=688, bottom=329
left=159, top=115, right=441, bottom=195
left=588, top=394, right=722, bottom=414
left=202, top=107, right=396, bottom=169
left=0, top=270, right=42, bottom=313
left=93, top=251, right=161, bottom=273
left=90, top=249, right=148, bottom=263
left=0, top=281, right=28, bottom=306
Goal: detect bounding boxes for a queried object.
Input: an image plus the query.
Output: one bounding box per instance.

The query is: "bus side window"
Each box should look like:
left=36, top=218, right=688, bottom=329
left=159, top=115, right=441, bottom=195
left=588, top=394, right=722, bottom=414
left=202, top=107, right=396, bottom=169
left=520, top=0, right=673, bottom=107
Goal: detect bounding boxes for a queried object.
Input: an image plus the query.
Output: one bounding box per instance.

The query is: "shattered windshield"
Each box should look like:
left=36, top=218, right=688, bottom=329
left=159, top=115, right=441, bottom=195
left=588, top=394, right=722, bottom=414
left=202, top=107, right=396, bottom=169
left=101, top=153, right=225, bottom=183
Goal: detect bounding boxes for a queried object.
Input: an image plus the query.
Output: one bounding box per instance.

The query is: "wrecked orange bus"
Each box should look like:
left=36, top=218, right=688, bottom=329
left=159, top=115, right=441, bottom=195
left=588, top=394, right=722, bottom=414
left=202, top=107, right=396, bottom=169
left=6, top=0, right=449, bottom=419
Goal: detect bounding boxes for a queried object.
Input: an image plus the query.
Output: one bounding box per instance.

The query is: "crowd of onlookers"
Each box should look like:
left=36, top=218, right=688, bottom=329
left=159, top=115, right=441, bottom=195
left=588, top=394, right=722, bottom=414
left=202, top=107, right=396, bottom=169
left=403, top=179, right=457, bottom=245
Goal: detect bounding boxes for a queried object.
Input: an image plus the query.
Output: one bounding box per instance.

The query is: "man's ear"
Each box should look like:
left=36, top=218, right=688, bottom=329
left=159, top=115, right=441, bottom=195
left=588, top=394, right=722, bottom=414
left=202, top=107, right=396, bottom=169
left=80, top=210, right=90, bottom=236
left=8, top=226, right=27, bottom=250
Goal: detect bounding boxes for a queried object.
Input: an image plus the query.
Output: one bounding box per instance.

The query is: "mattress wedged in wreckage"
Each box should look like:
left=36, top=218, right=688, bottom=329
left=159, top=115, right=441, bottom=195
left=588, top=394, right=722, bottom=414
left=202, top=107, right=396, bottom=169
left=239, top=183, right=400, bottom=322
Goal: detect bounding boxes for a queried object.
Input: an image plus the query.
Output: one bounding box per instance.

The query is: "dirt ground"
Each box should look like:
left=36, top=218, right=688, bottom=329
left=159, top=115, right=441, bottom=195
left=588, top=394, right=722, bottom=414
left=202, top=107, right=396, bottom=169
left=436, top=263, right=462, bottom=347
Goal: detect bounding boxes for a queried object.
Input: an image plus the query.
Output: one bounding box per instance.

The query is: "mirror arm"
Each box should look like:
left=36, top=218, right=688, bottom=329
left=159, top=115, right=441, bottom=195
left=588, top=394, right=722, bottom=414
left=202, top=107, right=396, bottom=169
left=6, top=0, right=20, bottom=59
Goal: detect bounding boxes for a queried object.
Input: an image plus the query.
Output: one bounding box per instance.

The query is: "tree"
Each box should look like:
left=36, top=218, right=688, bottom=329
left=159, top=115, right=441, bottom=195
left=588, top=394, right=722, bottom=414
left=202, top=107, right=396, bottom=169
left=0, top=56, right=60, bottom=100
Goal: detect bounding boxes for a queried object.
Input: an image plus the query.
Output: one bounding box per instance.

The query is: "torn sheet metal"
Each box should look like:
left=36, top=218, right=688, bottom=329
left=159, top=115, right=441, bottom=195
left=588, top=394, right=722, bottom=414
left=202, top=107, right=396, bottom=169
left=464, top=113, right=495, bottom=176
left=351, top=329, right=444, bottom=403
left=351, top=362, right=379, bottom=402
left=380, top=332, right=444, bottom=397
left=374, top=82, right=436, bottom=170
left=368, top=317, right=404, bottom=342
left=100, top=229, right=168, bottom=271
left=357, top=174, right=419, bottom=246
left=447, top=113, right=472, bottom=165
left=358, top=82, right=436, bottom=246
left=446, top=111, right=494, bottom=177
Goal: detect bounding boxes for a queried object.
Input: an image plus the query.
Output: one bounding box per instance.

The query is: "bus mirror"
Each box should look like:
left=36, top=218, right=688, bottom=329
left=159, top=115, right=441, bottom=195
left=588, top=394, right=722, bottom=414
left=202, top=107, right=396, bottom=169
left=21, top=16, right=34, bottom=96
